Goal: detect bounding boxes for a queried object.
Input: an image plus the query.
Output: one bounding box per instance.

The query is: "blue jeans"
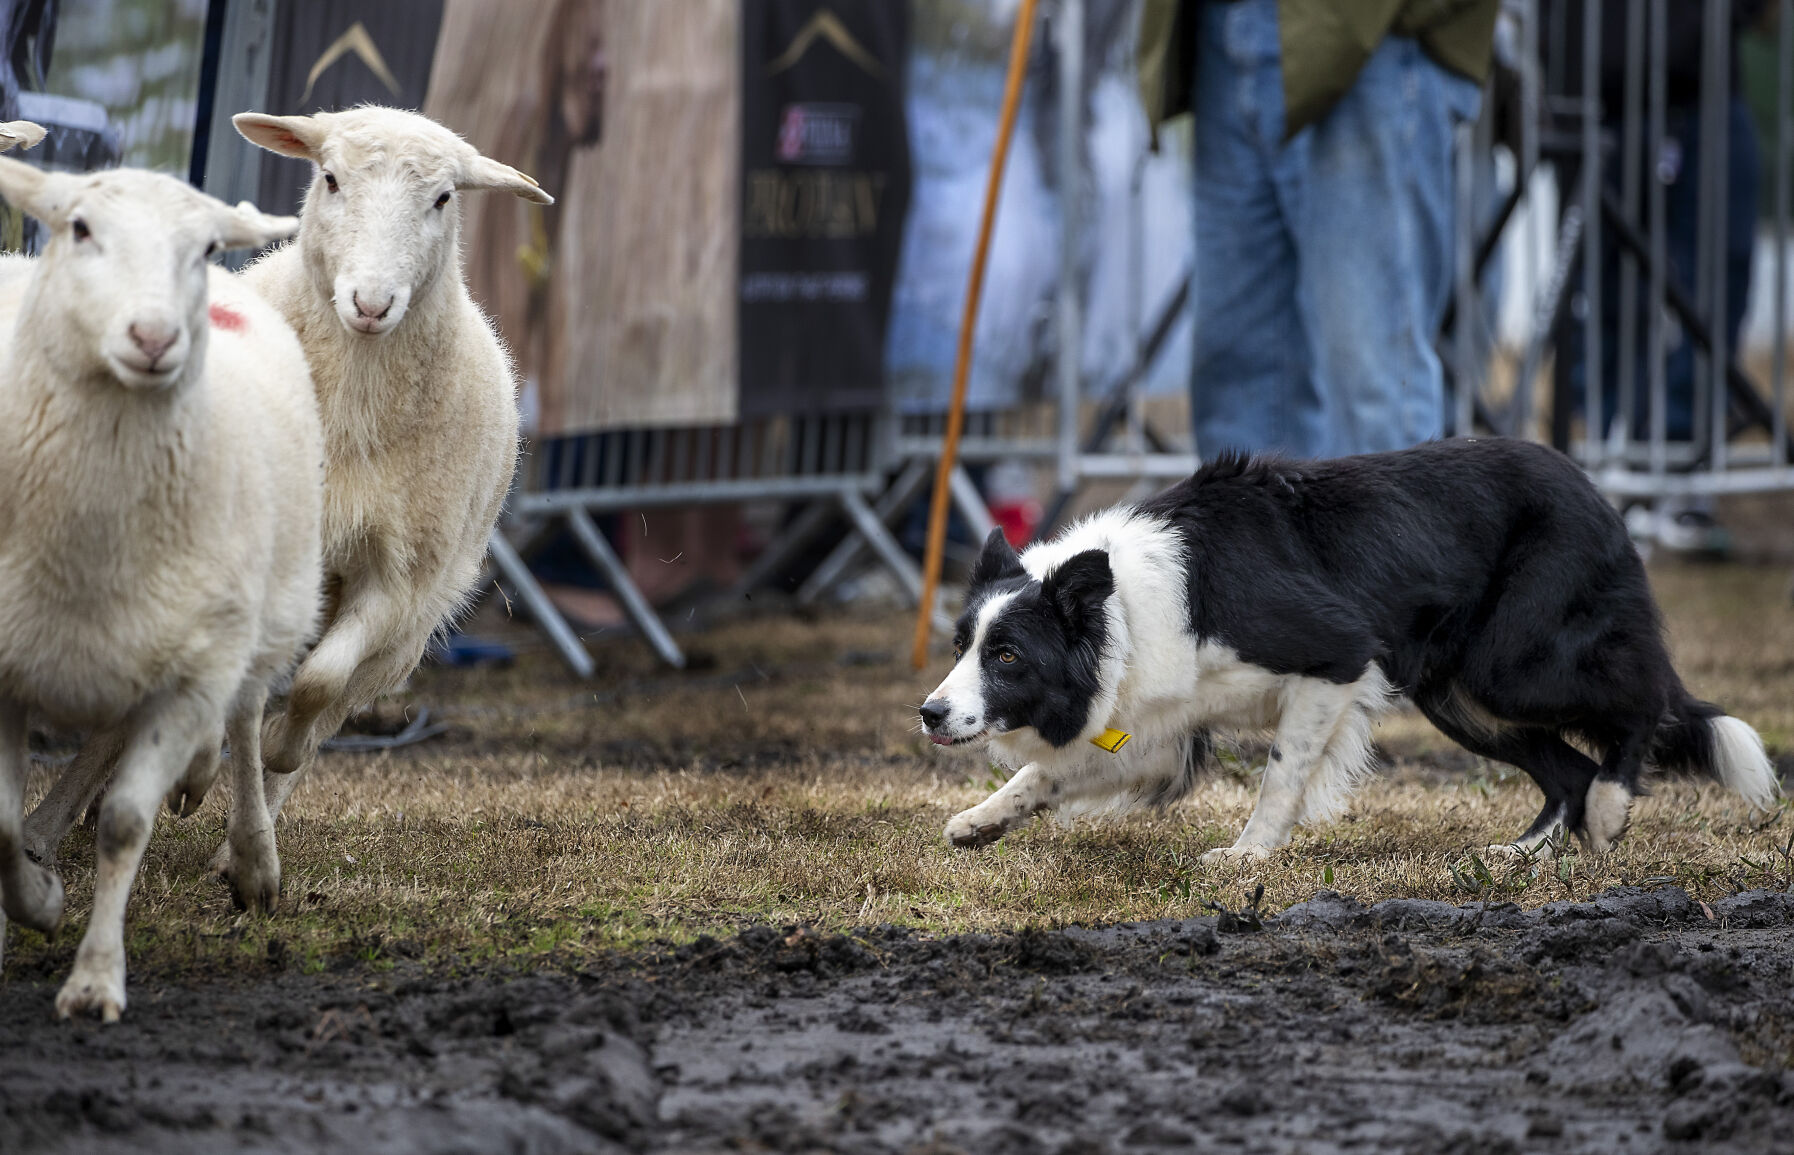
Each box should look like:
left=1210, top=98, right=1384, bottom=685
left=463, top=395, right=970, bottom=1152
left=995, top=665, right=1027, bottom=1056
left=1190, top=0, right=1483, bottom=458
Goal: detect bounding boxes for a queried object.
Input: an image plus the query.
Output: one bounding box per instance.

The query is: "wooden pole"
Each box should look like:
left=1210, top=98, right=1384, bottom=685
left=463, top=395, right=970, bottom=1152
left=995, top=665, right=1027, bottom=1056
left=910, top=0, right=1039, bottom=670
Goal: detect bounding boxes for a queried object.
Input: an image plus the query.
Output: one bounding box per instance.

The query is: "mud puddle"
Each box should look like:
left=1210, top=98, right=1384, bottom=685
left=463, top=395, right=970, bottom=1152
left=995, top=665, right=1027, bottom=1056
left=4, top=886, right=1792, bottom=1154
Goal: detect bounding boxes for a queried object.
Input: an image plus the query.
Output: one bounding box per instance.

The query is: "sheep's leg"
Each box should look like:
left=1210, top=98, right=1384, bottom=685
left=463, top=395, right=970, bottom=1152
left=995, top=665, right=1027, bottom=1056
left=211, top=605, right=423, bottom=878
left=22, top=724, right=124, bottom=865
left=0, top=700, right=63, bottom=938
left=267, top=629, right=428, bottom=816
left=56, top=692, right=215, bottom=1023
left=263, top=582, right=389, bottom=778
left=221, top=684, right=279, bottom=912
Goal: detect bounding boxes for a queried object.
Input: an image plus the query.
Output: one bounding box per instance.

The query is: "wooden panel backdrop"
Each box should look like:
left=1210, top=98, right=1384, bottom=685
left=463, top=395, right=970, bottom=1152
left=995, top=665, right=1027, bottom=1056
left=427, top=0, right=740, bottom=437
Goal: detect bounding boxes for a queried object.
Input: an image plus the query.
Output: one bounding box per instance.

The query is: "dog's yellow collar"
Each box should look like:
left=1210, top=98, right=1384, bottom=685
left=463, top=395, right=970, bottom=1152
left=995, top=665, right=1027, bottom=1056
left=1090, top=727, right=1132, bottom=754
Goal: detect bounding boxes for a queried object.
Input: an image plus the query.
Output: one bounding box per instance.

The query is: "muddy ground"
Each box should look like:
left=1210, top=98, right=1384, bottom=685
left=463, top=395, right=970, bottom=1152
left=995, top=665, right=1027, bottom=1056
left=3, top=884, right=1792, bottom=1154
left=6, top=566, right=1794, bottom=1155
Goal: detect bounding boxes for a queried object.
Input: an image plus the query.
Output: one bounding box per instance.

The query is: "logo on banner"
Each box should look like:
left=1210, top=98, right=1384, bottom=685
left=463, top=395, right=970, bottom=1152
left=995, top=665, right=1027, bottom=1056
left=775, top=103, right=859, bottom=165
left=766, top=9, right=888, bottom=79
left=300, top=22, right=402, bottom=106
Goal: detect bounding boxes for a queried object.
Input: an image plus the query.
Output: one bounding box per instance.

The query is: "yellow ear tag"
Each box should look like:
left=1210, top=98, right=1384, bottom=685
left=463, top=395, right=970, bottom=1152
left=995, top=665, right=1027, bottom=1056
left=1090, top=728, right=1132, bottom=754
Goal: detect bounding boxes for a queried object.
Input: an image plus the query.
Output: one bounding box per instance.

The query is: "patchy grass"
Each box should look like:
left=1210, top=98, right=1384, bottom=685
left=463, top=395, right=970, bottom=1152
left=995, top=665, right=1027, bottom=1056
left=10, top=560, right=1794, bottom=980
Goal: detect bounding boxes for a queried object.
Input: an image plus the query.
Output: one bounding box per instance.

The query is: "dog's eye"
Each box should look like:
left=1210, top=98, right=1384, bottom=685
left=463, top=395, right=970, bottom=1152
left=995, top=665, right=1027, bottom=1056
left=71, top=218, right=89, bottom=242
left=952, top=647, right=964, bottom=662
left=434, top=190, right=452, bottom=210
left=323, top=171, right=339, bottom=194
left=998, top=649, right=1017, bottom=664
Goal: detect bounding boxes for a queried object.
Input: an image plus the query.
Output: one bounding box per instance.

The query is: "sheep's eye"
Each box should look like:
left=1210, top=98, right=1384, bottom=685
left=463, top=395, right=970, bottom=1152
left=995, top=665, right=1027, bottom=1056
left=71, top=218, right=89, bottom=242
left=998, top=649, right=1018, bottom=664
left=323, top=171, right=338, bottom=193
left=204, top=240, right=219, bottom=258
left=433, top=190, right=451, bottom=210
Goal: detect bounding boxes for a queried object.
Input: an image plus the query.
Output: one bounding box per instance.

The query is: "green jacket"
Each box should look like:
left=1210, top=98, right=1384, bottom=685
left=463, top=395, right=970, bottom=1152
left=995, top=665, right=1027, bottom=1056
left=1138, top=0, right=1501, bottom=143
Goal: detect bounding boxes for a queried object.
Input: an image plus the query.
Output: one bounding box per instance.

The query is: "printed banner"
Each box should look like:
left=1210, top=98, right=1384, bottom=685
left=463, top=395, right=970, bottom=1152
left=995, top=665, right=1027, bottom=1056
left=256, top=0, right=445, bottom=216
left=739, top=0, right=911, bottom=417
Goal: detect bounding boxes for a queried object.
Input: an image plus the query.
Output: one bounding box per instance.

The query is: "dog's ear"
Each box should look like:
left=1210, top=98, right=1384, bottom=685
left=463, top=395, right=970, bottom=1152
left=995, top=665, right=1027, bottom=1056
left=1041, top=550, right=1113, bottom=629
left=969, top=527, right=1025, bottom=591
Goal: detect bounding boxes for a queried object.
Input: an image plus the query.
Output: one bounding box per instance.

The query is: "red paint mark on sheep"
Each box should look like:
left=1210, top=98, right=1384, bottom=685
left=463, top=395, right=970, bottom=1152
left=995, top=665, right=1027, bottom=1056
left=208, top=304, right=247, bottom=331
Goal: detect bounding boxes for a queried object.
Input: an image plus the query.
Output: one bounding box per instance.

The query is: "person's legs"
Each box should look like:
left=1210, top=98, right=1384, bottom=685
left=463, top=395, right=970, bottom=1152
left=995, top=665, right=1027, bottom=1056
left=1190, top=0, right=1326, bottom=458
left=1301, top=37, right=1483, bottom=456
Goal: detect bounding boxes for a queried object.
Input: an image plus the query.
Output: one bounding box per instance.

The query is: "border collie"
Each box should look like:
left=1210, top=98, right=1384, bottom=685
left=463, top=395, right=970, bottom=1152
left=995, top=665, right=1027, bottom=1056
left=919, top=439, right=1778, bottom=861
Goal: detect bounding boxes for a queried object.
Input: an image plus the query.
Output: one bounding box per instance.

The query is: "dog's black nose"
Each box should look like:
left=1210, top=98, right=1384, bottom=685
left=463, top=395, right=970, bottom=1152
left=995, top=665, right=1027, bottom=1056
left=919, top=700, right=949, bottom=730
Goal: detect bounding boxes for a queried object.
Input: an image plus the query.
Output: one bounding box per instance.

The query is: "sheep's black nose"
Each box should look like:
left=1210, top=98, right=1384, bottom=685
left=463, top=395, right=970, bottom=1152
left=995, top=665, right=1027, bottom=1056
left=919, top=700, right=950, bottom=730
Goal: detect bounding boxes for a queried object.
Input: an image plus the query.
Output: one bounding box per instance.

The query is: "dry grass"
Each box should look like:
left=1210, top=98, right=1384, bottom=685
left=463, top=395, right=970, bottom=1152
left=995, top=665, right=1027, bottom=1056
left=10, top=560, right=1794, bottom=979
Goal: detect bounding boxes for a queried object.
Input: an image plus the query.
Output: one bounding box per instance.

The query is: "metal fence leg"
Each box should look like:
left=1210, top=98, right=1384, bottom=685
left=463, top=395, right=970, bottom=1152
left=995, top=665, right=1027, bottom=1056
left=486, top=528, right=596, bottom=678
left=566, top=507, right=687, bottom=669
left=947, top=463, right=997, bottom=541
left=729, top=499, right=840, bottom=599
left=837, top=488, right=954, bottom=634
left=797, top=459, right=931, bottom=606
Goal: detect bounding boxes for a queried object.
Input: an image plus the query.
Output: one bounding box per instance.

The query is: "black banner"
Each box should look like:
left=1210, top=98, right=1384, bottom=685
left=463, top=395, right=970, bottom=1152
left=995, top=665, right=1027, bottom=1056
left=256, top=0, right=445, bottom=216
left=739, top=0, right=911, bottom=418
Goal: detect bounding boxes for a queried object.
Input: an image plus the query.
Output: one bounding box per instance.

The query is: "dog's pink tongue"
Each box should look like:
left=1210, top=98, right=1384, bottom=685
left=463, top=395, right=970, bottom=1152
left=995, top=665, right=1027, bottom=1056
left=929, top=734, right=954, bottom=746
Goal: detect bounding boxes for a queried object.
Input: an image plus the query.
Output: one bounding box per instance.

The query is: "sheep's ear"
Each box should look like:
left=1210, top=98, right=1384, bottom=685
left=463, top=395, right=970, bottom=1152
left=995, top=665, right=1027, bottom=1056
left=233, top=112, right=325, bottom=161
left=0, top=154, right=70, bottom=224
left=214, top=199, right=300, bottom=252
left=0, top=121, right=45, bottom=152
left=457, top=154, right=554, bottom=204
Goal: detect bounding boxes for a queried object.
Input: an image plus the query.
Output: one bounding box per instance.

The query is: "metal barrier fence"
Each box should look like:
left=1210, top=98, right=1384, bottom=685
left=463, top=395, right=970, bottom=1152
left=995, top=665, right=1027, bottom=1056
left=1448, top=0, right=1794, bottom=510
left=500, top=412, right=987, bottom=675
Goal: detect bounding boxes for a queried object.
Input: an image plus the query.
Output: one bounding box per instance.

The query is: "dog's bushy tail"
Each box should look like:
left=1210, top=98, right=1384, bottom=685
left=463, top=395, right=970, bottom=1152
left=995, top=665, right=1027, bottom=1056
left=1652, top=698, right=1780, bottom=810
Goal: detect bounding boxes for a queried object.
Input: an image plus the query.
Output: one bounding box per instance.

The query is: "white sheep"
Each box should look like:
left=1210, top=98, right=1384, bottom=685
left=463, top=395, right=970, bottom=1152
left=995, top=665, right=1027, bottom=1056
left=21, top=108, right=552, bottom=873
left=213, top=107, right=548, bottom=840
left=0, top=160, right=322, bottom=1020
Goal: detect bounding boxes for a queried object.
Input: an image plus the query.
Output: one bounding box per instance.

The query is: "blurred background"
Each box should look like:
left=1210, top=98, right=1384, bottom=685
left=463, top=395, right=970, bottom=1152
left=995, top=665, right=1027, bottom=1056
left=6, top=0, right=1794, bottom=675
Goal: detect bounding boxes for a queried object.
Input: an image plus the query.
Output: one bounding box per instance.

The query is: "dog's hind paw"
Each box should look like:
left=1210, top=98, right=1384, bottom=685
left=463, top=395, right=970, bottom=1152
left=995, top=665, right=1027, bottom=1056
left=1580, top=779, right=1633, bottom=854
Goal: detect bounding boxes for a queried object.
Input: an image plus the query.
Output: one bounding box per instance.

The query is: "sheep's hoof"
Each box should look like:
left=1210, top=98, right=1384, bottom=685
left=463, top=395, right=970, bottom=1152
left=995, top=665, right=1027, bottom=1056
left=165, top=784, right=206, bottom=819
left=260, top=714, right=304, bottom=776
left=166, top=755, right=223, bottom=818
left=55, top=956, right=126, bottom=1023
left=1, top=859, right=63, bottom=934
left=224, top=830, right=280, bottom=913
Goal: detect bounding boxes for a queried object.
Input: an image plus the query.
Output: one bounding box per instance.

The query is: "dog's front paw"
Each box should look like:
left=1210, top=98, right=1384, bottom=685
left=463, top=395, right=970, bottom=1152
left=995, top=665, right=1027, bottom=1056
left=945, top=810, right=1010, bottom=849
left=1200, top=843, right=1273, bottom=866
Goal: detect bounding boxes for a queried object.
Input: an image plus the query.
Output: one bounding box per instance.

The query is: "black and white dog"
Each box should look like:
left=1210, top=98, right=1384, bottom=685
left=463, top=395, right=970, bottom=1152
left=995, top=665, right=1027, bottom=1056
left=919, top=439, right=1778, bottom=861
